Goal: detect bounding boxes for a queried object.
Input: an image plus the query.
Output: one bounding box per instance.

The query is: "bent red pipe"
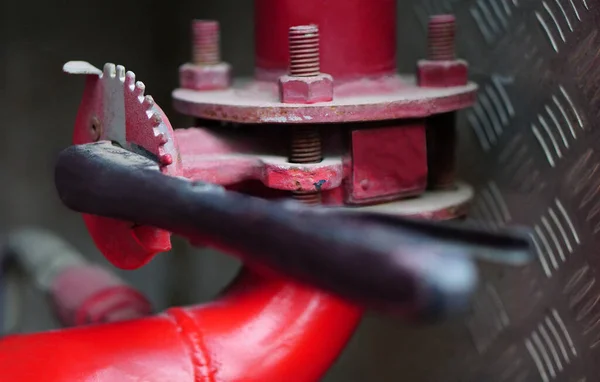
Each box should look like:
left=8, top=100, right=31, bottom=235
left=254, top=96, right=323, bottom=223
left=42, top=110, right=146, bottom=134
left=0, top=267, right=362, bottom=382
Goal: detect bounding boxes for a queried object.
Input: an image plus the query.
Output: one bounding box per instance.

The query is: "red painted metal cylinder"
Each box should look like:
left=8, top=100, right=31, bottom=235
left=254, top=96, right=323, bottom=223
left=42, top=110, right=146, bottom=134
left=0, top=269, right=361, bottom=382
left=254, top=0, right=397, bottom=81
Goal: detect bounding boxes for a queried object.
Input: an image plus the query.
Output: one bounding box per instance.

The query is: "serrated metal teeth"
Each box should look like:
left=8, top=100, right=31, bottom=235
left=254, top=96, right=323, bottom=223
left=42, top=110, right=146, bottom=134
left=157, top=133, right=168, bottom=145
left=134, top=81, right=146, bottom=97
left=103, top=63, right=116, bottom=77
left=150, top=113, right=162, bottom=127
left=125, top=71, right=136, bottom=89
left=100, top=62, right=172, bottom=166
left=116, top=65, right=126, bottom=81
left=143, top=95, right=155, bottom=108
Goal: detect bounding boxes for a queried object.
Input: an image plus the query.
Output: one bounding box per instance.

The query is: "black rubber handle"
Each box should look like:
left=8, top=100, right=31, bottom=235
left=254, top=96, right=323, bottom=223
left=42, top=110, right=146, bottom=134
left=54, top=142, right=533, bottom=320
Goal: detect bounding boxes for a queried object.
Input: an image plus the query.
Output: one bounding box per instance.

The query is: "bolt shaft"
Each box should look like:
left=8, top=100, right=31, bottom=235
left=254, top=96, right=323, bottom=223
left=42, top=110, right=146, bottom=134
left=292, top=192, right=322, bottom=205
left=286, top=24, right=323, bottom=204
left=289, top=125, right=323, bottom=205
left=290, top=126, right=322, bottom=164
left=428, top=15, right=456, bottom=61
left=192, top=20, right=220, bottom=65
left=288, top=25, right=320, bottom=77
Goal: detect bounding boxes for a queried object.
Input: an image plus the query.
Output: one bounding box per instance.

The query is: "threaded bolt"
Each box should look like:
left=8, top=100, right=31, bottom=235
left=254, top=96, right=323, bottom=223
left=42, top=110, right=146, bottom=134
left=288, top=25, right=320, bottom=77
left=290, top=126, right=322, bottom=164
left=428, top=15, right=456, bottom=61
left=286, top=25, right=323, bottom=204
left=289, top=126, right=323, bottom=205
left=192, top=20, right=221, bottom=65
left=292, top=192, right=322, bottom=205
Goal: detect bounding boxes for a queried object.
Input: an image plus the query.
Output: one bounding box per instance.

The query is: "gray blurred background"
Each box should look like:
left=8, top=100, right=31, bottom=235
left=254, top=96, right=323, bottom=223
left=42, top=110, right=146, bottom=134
left=0, top=1, right=475, bottom=380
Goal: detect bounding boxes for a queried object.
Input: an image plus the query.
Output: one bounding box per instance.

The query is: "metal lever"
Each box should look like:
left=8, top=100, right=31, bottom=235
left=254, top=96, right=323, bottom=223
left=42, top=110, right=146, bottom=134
left=54, top=142, right=533, bottom=320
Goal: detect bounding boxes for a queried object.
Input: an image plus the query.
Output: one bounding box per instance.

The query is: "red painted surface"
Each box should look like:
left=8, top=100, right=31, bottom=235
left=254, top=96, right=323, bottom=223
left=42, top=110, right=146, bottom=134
left=417, top=60, right=469, bottom=88
left=50, top=265, right=152, bottom=327
left=254, top=0, right=397, bottom=81
left=175, top=128, right=343, bottom=191
left=179, top=63, right=232, bottom=91
left=181, top=155, right=343, bottom=191
left=69, top=68, right=182, bottom=270
left=172, top=81, right=478, bottom=124
left=346, top=122, right=428, bottom=205
left=278, top=74, right=334, bottom=104
left=333, top=74, right=406, bottom=97
left=0, top=269, right=362, bottom=382
left=321, top=186, right=345, bottom=205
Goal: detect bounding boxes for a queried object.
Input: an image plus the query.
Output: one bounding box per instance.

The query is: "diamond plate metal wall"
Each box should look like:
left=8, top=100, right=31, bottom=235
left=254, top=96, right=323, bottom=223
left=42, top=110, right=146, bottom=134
left=359, top=1, right=598, bottom=381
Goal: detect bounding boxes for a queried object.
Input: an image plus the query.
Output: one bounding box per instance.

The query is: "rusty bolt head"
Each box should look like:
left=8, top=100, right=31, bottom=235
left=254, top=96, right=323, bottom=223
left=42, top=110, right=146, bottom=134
left=179, top=62, right=232, bottom=91
left=278, top=74, right=334, bottom=104
left=417, top=59, right=468, bottom=88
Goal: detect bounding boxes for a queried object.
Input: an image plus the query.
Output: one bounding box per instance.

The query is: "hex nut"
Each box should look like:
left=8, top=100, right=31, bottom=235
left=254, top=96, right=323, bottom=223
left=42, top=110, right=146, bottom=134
left=417, top=59, right=468, bottom=88
left=278, top=74, right=334, bottom=104
left=179, top=62, right=232, bottom=91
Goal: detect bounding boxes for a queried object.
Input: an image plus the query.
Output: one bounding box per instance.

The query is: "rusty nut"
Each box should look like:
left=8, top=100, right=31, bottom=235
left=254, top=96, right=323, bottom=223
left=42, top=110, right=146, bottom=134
left=179, top=62, right=232, bottom=91
left=278, top=74, right=334, bottom=104
left=417, top=59, right=468, bottom=88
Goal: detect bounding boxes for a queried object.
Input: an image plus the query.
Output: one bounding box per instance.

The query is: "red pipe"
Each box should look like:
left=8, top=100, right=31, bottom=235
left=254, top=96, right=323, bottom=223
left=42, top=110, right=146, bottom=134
left=0, top=268, right=362, bottom=381
left=51, top=265, right=152, bottom=326
left=254, top=0, right=397, bottom=81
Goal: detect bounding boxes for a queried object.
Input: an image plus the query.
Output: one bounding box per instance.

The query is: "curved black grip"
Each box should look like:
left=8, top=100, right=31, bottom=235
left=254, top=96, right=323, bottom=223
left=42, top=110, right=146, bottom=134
left=55, top=142, right=533, bottom=320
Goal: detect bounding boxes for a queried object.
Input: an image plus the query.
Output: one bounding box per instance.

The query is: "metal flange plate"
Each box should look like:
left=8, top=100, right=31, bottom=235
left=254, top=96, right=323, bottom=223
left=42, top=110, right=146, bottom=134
left=173, top=76, right=477, bottom=124
left=343, top=182, right=473, bottom=220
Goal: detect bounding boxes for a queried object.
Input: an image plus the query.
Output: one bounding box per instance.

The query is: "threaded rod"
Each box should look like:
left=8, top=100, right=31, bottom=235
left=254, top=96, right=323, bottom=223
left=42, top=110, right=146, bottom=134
left=289, top=125, right=322, bottom=204
left=192, top=20, right=220, bottom=65
left=428, top=15, right=456, bottom=61
left=289, top=126, right=322, bottom=164
left=288, top=25, right=320, bottom=77
left=292, top=191, right=322, bottom=205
